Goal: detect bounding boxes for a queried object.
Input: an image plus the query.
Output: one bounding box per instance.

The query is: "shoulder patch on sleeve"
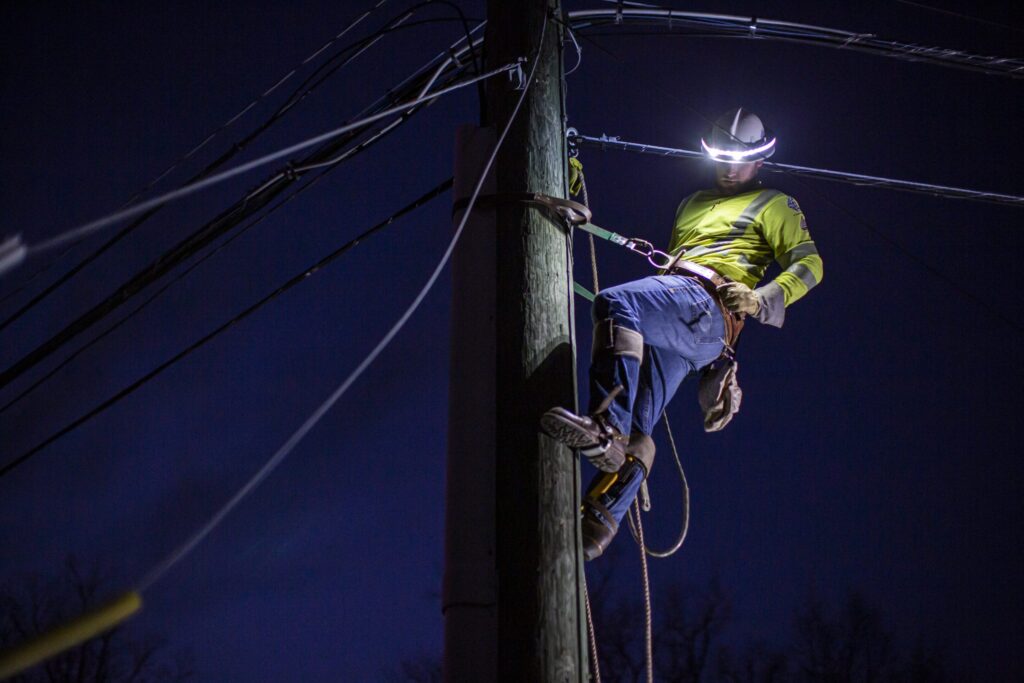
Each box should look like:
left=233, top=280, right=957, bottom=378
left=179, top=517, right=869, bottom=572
left=786, top=196, right=802, bottom=213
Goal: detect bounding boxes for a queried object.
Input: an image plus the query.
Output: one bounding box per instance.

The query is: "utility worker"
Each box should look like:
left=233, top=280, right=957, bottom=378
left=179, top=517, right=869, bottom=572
left=541, top=108, right=823, bottom=560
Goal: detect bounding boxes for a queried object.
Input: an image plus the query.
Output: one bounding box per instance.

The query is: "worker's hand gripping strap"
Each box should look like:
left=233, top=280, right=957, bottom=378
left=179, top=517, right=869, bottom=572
left=698, top=359, right=743, bottom=432
left=591, top=319, right=644, bottom=363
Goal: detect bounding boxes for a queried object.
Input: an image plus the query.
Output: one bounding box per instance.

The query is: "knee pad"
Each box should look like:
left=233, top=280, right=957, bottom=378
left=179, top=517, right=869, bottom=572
left=592, top=318, right=643, bottom=363
left=627, top=432, right=655, bottom=477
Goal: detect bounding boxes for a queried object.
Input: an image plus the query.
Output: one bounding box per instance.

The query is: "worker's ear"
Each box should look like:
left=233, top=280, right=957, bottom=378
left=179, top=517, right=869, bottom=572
left=754, top=160, right=764, bottom=171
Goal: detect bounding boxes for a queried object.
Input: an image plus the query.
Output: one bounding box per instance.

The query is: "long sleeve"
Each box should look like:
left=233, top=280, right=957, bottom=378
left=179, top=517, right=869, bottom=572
left=753, top=195, right=823, bottom=327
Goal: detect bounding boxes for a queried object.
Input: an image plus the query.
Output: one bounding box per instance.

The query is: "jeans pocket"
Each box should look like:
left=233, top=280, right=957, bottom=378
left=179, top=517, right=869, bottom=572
left=689, top=300, right=719, bottom=344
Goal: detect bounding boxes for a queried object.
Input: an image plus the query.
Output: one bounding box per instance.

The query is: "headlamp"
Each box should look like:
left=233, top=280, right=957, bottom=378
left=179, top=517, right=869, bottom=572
left=700, top=136, right=776, bottom=163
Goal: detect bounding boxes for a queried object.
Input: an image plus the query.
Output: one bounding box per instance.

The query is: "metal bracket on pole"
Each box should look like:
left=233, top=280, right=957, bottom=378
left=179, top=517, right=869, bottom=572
left=509, top=58, right=527, bottom=90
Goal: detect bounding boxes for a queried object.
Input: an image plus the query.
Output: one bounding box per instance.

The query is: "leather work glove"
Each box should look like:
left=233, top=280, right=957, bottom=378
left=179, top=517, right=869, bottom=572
left=698, top=360, right=742, bottom=432
left=717, top=281, right=761, bottom=316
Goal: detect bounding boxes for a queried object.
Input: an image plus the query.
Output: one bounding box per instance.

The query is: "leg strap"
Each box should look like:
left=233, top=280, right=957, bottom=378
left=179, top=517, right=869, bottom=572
left=592, top=319, right=643, bottom=362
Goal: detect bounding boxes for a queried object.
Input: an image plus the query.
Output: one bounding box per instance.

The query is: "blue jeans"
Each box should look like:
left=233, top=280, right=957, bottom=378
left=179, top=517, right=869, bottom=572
left=586, top=275, right=725, bottom=525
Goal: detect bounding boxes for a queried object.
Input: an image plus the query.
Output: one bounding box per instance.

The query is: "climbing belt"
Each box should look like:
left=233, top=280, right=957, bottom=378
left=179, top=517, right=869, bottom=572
left=571, top=155, right=693, bottom=682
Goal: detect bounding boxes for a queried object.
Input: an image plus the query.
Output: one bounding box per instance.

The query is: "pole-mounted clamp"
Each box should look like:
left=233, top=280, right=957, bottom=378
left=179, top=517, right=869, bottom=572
left=566, top=127, right=580, bottom=159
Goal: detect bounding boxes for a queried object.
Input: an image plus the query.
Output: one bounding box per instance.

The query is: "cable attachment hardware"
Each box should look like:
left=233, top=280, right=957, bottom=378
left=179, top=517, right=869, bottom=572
left=567, top=127, right=580, bottom=159
left=509, top=58, right=527, bottom=90
left=624, top=238, right=674, bottom=269
left=447, top=46, right=464, bottom=68
left=0, top=235, right=27, bottom=277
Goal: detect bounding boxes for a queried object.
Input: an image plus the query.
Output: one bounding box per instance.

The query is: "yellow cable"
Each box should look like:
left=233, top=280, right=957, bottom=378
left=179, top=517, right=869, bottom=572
left=0, top=591, right=142, bottom=680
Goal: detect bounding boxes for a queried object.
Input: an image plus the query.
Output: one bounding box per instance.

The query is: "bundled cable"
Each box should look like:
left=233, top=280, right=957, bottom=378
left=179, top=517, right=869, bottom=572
left=0, top=24, right=488, bottom=390
left=568, top=8, right=1024, bottom=78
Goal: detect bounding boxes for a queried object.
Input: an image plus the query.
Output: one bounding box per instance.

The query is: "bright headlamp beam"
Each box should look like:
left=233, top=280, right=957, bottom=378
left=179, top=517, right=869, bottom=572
left=701, top=138, right=776, bottom=162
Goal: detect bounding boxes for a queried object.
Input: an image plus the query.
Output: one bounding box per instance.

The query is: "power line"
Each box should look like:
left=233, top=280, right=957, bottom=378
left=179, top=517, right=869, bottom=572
left=137, top=8, right=548, bottom=596
left=0, top=177, right=454, bottom=480
left=12, top=63, right=514, bottom=266
left=0, top=91, right=424, bottom=414
left=776, top=168, right=1024, bottom=333
left=0, top=9, right=479, bottom=326
left=0, top=0, right=396, bottom=312
left=566, top=8, right=1024, bottom=78
left=0, top=56, right=488, bottom=390
left=893, top=0, right=1024, bottom=35
left=575, top=117, right=1024, bottom=334
left=570, top=132, right=1024, bottom=206
left=0, top=165, right=339, bottom=416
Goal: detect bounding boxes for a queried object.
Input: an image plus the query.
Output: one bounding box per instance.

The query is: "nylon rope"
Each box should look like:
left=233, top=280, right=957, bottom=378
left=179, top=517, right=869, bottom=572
left=583, top=579, right=602, bottom=683
left=578, top=167, right=600, bottom=294
left=574, top=160, right=603, bottom=682
left=631, top=500, right=654, bottom=683
left=576, top=161, right=603, bottom=682
left=574, top=157, right=692, bottom=681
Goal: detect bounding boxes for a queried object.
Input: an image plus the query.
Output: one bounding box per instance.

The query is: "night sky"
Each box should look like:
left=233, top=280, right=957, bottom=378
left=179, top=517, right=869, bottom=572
left=1, top=1, right=1021, bottom=681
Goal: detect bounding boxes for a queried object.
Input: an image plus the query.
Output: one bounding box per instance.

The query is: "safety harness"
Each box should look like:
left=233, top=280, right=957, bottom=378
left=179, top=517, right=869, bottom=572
left=454, top=172, right=739, bottom=683
left=455, top=190, right=746, bottom=355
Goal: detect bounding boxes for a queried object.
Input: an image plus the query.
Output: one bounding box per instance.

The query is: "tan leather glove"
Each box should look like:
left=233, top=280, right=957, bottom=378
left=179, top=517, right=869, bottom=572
left=717, top=281, right=761, bottom=316
left=698, top=360, right=742, bottom=432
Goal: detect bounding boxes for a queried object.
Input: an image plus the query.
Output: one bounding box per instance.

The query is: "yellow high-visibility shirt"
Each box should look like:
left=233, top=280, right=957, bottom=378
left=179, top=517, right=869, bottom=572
left=667, top=187, right=823, bottom=306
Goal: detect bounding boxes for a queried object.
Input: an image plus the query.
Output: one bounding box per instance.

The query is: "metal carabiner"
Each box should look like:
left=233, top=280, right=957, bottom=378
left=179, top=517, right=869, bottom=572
left=625, top=238, right=654, bottom=258
left=646, top=249, right=675, bottom=270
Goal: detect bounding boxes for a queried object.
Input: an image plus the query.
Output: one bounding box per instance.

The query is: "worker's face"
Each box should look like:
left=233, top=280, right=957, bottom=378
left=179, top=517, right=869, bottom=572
left=714, top=160, right=762, bottom=194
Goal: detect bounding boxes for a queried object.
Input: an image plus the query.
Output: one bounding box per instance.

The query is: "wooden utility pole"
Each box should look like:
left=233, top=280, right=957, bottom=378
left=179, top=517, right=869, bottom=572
left=444, top=1, right=585, bottom=681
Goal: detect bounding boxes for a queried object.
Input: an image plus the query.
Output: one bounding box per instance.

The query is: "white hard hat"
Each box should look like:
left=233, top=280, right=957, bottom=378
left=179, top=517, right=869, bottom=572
left=701, top=107, right=776, bottom=163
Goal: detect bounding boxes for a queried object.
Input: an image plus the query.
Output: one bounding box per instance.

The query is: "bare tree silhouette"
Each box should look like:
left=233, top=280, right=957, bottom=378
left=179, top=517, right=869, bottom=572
left=656, top=579, right=732, bottom=682
left=391, top=580, right=957, bottom=682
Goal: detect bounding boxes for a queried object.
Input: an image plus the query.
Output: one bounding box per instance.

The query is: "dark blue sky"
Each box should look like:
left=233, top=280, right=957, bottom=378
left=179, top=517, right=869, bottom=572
left=1, top=1, right=1021, bottom=680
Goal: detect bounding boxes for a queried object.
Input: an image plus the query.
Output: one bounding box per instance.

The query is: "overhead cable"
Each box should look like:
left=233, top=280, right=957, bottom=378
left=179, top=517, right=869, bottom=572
left=4, top=62, right=517, bottom=276
left=138, top=12, right=550, bottom=593
left=0, top=178, right=454, bottom=480
left=0, top=56, right=491, bottom=390
left=567, top=8, right=1024, bottom=78
left=0, top=0, right=398, bottom=317
left=570, top=132, right=1024, bottom=207
left=0, top=95, right=422, bottom=415
left=893, top=0, right=1024, bottom=35
left=0, top=166, right=337, bottom=416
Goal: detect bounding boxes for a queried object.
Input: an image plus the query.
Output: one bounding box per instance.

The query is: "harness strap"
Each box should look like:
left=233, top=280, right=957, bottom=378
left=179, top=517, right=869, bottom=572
left=451, top=192, right=591, bottom=225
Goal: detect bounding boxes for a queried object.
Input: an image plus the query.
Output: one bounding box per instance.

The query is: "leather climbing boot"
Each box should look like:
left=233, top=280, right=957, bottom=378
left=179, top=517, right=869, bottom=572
left=540, top=386, right=627, bottom=473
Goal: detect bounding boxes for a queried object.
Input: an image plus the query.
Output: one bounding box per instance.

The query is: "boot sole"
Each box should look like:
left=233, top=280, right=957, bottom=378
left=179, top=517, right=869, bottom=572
left=540, top=409, right=601, bottom=449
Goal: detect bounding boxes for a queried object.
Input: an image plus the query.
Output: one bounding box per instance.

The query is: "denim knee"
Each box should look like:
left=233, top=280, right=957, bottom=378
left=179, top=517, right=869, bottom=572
left=592, top=287, right=635, bottom=327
